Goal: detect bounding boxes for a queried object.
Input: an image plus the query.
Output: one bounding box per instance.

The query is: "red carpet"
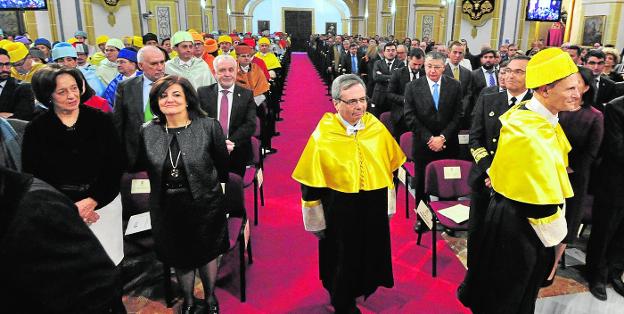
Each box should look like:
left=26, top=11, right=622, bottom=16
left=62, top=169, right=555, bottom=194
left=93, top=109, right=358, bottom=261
left=215, top=53, right=471, bottom=313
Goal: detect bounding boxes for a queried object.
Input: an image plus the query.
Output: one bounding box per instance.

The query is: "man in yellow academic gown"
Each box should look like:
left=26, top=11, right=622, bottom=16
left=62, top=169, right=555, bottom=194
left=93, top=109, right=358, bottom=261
left=254, top=37, right=281, bottom=79
left=292, top=74, right=405, bottom=313
left=459, top=48, right=581, bottom=314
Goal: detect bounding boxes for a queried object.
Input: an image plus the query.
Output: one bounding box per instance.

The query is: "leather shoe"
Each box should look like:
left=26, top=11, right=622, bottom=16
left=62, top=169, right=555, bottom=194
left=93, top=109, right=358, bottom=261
left=589, top=281, right=608, bottom=301
left=611, top=272, right=624, bottom=298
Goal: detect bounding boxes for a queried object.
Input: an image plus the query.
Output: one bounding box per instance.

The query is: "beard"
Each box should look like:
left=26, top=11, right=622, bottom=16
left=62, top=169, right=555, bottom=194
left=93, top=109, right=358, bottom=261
left=482, top=63, right=495, bottom=70
left=0, top=71, right=10, bottom=81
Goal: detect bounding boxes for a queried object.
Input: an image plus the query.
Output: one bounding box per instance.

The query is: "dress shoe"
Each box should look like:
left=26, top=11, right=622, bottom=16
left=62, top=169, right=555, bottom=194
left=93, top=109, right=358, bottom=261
left=589, top=281, right=608, bottom=301
left=180, top=304, right=195, bottom=314
left=206, top=302, right=219, bottom=314
left=611, top=272, right=624, bottom=298
left=263, top=148, right=278, bottom=155
left=541, top=276, right=555, bottom=288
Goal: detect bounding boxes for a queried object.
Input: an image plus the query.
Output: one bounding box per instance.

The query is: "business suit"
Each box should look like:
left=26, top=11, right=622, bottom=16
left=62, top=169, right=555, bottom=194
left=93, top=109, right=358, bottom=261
left=465, top=90, right=532, bottom=273
left=0, top=78, right=35, bottom=120
left=387, top=66, right=423, bottom=138
left=404, top=75, right=462, bottom=201
left=329, top=44, right=346, bottom=72
left=444, top=64, right=473, bottom=128
left=112, top=75, right=145, bottom=170
left=587, top=96, right=624, bottom=294
left=470, top=67, right=498, bottom=107
left=372, top=58, right=405, bottom=116
left=339, top=53, right=363, bottom=75
left=198, top=83, right=256, bottom=176
left=594, top=75, right=617, bottom=112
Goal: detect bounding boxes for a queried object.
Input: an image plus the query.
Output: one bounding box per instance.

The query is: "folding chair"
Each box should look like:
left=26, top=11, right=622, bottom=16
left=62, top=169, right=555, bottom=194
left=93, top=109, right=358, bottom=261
left=244, top=137, right=264, bottom=225
left=379, top=111, right=394, bottom=136
left=223, top=173, right=253, bottom=302
left=399, top=132, right=415, bottom=218
left=416, top=159, right=473, bottom=277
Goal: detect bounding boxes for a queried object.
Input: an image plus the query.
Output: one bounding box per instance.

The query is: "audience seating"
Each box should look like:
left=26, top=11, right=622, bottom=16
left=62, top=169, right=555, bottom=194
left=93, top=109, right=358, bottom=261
left=399, top=132, right=415, bottom=218
left=244, top=137, right=265, bottom=225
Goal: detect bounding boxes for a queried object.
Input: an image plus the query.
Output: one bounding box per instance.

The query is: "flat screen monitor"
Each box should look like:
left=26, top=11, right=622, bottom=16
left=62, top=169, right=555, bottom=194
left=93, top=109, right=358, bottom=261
left=0, top=0, right=48, bottom=11
left=526, top=0, right=562, bottom=22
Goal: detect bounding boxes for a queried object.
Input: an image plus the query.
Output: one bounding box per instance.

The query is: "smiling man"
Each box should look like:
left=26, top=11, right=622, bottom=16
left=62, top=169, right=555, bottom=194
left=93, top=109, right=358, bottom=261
left=292, top=74, right=405, bottom=314
left=165, top=31, right=216, bottom=90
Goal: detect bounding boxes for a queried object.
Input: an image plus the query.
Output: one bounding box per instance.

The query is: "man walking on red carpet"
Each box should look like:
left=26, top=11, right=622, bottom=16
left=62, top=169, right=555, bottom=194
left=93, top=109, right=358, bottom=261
left=292, top=74, right=405, bottom=314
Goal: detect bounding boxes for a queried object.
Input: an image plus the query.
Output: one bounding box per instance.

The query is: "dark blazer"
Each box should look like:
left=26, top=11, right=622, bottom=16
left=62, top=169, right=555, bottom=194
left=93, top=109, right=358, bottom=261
left=594, top=75, right=617, bottom=111
left=197, top=83, right=256, bottom=176
left=136, top=116, right=229, bottom=212
left=0, top=78, right=35, bottom=120
left=470, top=67, right=498, bottom=105
left=339, top=53, right=363, bottom=75
left=372, top=58, right=405, bottom=114
left=404, top=75, right=463, bottom=164
left=468, top=90, right=533, bottom=187
left=0, top=168, right=117, bottom=313
left=112, top=75, right=145, bottom=170
left=387, top=66, right=423, bottom=132
left=444, top=64, right=473, bottom=127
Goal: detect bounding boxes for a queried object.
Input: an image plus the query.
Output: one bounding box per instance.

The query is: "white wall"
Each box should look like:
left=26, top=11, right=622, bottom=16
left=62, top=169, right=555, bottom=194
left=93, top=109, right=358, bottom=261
left=459, top=18, right=494, bottom=52
left=250, top=0, right=349, bottom=34
left=500, top=0, right=522, bottom=46
left=92, top=5, right=134, bottom=39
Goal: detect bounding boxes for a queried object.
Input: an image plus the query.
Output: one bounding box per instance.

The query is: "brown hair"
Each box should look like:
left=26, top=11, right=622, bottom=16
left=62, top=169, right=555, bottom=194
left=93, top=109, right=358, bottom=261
left=148, top=75, right=206, bottom=123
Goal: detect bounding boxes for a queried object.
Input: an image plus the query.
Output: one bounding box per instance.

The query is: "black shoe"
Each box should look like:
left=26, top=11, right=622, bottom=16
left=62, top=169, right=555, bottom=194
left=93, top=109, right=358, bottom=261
left=541, top=276, right=555, bottom=288
left=206, top=302, right=219, bottom=314
left=180, top=304, right=195, bottom=314
left=589, top=281, right=608, bottom=301
left=611, top=273, right=624, bottom=298
left=263, top=148, right=278, bottom=155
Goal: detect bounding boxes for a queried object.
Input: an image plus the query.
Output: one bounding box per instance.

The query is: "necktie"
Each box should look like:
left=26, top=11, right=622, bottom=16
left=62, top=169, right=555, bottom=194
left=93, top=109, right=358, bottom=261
left=432, top=83, right=440, bottom=111
left=487, top=70, right=496, bottom=87
left=412, top=71, right=418, bottom=81
left=510, top=96, right=517, bottom=107
left=144, top=82, right=154, bottom=122
left=453, top=66, right=460, bottom=80
left=219, top=90, right=229, bottom=137
left=352, top=55, right=358, bottom=73
left=387, top=61, right=392, bottom=71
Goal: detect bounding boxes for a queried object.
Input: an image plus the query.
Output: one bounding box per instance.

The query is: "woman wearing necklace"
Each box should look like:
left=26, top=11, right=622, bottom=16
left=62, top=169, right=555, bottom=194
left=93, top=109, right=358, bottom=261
left=135, top=75, right=229, bottom=314
left=21, top=64, right=125, bottom=312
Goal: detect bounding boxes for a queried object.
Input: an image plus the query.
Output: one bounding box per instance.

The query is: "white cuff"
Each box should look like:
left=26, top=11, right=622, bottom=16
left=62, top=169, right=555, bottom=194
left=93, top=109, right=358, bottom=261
left=254, top=94, right=266, bottom=106
left=302, top=199, right=326, bottom=232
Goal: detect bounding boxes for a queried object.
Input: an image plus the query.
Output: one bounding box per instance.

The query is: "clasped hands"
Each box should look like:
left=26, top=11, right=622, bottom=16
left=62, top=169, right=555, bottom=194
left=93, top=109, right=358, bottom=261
left=76, top=197, right=99, bottom=225
left=226, top=140, right=235, bottom=153
left=427, top=135, right=446, bottom=152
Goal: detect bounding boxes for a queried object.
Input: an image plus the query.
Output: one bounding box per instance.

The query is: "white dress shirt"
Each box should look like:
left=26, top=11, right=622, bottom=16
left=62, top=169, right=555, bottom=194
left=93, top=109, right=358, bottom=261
left=526, top=97, right=558, bottom=126
left=507, top=89, right=529, bottom=106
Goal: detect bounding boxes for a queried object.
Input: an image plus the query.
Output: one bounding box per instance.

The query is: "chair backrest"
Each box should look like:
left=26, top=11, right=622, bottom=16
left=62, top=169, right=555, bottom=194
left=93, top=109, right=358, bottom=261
left=254, top=116, right=261, bottom=138
left=250, top=137, right=261, bottom=166
left=379, top=111, right=394, bottom=135
left=424, top=159, right=473, bottom=199
left=226, top=173, right=246, bottom=218
left=119, top=171, right=150, bottom=220
left=399, top=132, right=414, bottom=162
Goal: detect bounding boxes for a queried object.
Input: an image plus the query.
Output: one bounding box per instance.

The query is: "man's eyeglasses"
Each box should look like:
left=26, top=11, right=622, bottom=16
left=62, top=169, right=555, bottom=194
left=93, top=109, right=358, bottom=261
left=0, top=62, right=11, bottom=68
left=425, top=65, right=444, bottom=70
left=338, top=96, right=369, bottom=106
left=194, top=43, right=204, bottom=48
left=506, top=69, right=526, bottom=76
left=11, top=59, right=26, bottom=67
left=587, top=61, right=605, bottom=66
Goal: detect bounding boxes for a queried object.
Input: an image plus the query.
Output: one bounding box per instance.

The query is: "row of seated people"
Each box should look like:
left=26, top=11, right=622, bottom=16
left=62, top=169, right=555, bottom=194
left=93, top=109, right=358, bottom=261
left=309, top=35, right=624, bottom=302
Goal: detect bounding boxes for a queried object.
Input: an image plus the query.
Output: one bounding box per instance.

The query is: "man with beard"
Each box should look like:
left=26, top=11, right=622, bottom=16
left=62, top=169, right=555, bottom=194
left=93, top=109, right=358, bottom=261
left=5, top=42, right=45, bottom=83
left=470, top=49, right=498, bottom=105
left=0, top=48, right=35, bottom=120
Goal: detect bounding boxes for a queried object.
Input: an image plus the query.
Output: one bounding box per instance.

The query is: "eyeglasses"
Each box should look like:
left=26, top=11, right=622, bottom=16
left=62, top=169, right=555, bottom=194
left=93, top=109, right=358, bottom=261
left=194, top=43, right=204, bottom=48
left=425, top=65, right=444, bottom=70
left=104, top=48, right=118, bottom=53
left=11, top=59, right=26, bottom=67
left=507, top=69, right=526, bottom=76
left=0, top=62, right=11, bottom=68
left=587, top=61, right=605, bottom=65
left=338, top=96, right=369, bottom=106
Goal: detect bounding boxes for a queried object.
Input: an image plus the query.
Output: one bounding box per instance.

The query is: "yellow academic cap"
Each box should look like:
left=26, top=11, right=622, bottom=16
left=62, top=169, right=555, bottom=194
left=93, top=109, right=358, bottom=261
left=526, top=48, right=578, bottom=89
left=5, top=42, right=29, bottom=63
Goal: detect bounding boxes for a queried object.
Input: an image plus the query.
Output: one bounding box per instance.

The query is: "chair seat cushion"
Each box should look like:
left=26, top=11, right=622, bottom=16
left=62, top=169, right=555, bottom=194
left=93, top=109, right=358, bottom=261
left=228, top=217, right=244, bottom=248
left=430, top=200, right=470, bottom=230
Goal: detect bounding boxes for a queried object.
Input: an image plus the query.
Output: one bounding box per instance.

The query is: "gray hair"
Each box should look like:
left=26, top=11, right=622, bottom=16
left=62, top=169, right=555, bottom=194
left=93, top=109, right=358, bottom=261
left=137, top=45, right=163, bottom=63
left=331, top=74, right=366, bottom=100
left=213, top=54, right=237, bottom=71
left=425, top=51, right=446, bottom=62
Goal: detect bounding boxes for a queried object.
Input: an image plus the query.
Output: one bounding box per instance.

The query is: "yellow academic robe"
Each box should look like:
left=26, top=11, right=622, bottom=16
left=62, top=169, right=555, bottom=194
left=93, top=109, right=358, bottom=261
left=254, top=52, right=281, bottom=70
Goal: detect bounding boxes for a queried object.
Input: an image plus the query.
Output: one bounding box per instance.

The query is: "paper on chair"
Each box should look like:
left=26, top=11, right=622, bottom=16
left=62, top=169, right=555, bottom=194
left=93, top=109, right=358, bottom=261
left=131, top=179, right=150, bottom=194
left=443, top=166, right=461, bottom=179
left=437, top=204, right=470, bottom=224
left=90, top=194, right=124, bottom=265
left=398, top=167, right=406, bottom=185
left=125, top=212, right=152, bottom=235
left=415, top=201, right=433, bottom=230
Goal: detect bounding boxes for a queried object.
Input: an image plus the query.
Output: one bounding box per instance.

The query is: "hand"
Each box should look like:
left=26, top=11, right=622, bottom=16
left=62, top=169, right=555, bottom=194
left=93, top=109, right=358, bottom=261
left=427, top=136, right=446, bottom=152
left=76, top=197, right=99, bottom=224
left=376, top=71, right=382, bottom=75
left=225, top=139, right=235, bottom=153
left=312, top=230, right=325, bottom=240
left=0, top=112, right=14, bottom=118
left=485, top=177, right=492, bottom=188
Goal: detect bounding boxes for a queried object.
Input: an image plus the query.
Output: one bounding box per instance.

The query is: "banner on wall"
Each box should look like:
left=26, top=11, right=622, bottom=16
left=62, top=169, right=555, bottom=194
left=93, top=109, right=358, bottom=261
left=461, top=0, right=496, bottom=37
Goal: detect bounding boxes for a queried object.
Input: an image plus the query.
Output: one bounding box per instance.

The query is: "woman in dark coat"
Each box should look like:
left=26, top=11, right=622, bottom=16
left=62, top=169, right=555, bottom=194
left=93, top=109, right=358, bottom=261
left=135, top=75, right=229, bottom=314
left=21, top=64, right=124, bottom=312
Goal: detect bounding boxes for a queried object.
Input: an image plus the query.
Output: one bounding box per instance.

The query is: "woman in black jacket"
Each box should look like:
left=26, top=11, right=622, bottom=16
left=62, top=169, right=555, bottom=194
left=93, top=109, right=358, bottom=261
left=135, top=75, right=229, bottom=314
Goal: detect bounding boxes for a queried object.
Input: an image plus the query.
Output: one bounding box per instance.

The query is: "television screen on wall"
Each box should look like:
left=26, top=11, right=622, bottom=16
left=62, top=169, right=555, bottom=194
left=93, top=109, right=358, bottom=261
left=0, top=0, right=48, bottom=11
left=526, top=0, right=562, bottom=22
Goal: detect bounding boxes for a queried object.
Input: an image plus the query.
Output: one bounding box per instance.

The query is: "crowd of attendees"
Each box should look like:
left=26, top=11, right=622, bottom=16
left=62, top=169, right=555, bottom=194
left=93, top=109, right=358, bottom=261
left=0, top=29, right=290, bottom=313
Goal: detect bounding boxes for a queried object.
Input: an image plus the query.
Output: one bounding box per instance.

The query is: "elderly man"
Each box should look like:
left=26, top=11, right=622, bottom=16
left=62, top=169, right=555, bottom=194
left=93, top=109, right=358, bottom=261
left=0, top=48, right=35, bottom=120
left=165, top=31, right=216, bottom=89
left=33, top=38, right=52, bottom=62
left=104, top=48, right=141, bottom=108
left=113, top=45, right=166, bottom=169
left=292, top=74, right=405, bottom=314
left=96, top=38, right=124, bottom=86
left=217, top=35, right=236, bottom=57
left=51, top=42, right=106, bottom=98
left=460, top=48, right=580, bottom=313
left=255, top=37, right=282, bottom=79
left=5, top=42, right=44, bottom=83
left=197, top=55, right=256, bottom=176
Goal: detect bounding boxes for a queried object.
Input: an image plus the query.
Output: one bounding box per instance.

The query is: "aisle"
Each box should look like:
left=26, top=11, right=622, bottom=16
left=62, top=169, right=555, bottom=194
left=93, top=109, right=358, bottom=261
left=218, top=53, right=470, bottom=313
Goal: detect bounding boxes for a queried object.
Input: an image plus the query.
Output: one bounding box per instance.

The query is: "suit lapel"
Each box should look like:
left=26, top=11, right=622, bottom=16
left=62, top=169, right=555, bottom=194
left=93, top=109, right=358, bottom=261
left=418, top=78, right=435, bottom=110
left=231, top=85, right=243, bottom=124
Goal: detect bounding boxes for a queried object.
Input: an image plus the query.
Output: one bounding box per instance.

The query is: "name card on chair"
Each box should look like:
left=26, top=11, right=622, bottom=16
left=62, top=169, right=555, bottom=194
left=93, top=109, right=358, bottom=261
left=125, top=212, right=152, bottom=235
left=458, top=134, right=469, bottom=144
left=398, top=166, right=406, bottom=185
left=131, top=179, right=150, bottom=194
left=415, top=201, right=434, bottom=230
left=257, top=168, right=264, bottom=187
left=443, top=166, right=461, bottom=179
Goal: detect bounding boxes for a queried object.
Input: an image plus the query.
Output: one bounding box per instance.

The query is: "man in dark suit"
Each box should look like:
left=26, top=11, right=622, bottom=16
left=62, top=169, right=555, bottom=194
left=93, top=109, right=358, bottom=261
left=339, top=43, right=363, bottom=75
left=586, top=95, right=624, bottom=300
left=198, top=54, right=256, bottom=177
left=113, top=45, right=166, bottom=169
left=586, top=49, right=617, bottom=111
left=404, top=51, right=462, bottom=202
left=460, top=56, right=532, bottom=296
left=443, top=41, right=473, bottom=128
left=0, top=48, right=34, bottom=120
left=387, top=48, right=424, bottom=138
left=470, top=49, right=498, bottom=106
left=372, top=42, right=404, bottom=116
